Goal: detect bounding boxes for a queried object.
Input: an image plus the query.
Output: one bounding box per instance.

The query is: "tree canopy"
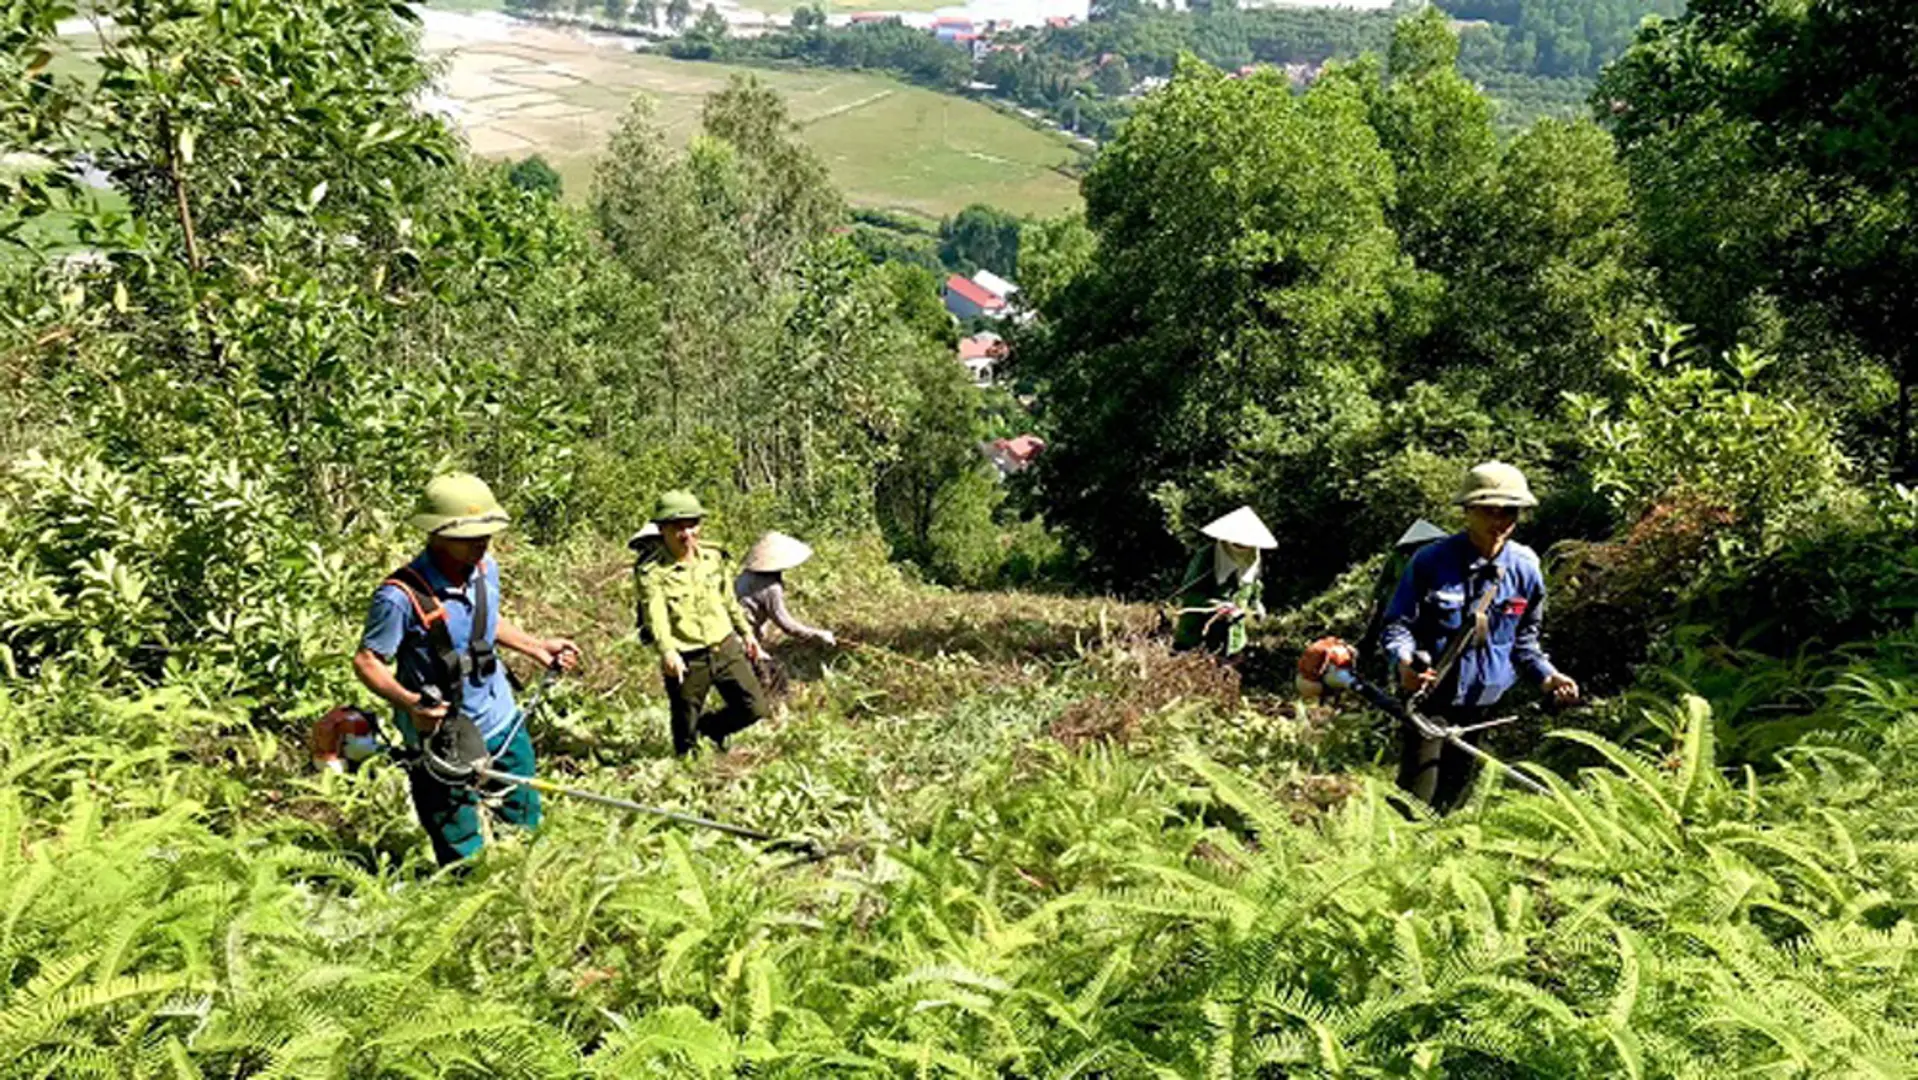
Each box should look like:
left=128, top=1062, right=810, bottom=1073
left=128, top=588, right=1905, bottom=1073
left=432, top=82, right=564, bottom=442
left=1028, top=16, right=1647, bottom=590
left=1600, top=0, right=1918, bottom=472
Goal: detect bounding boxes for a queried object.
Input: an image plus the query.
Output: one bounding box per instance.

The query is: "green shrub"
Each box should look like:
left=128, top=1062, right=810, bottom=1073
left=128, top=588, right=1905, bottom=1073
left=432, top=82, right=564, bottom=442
left=1564, top=324, right=1856, bottom=556
left=0, top=449, right=360, bottom=701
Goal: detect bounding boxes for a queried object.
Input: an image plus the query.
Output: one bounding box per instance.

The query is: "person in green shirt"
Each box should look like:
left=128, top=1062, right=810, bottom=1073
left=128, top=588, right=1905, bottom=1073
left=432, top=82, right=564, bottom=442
left=1172, top=506, right=1278, bottom=658
left=635, top=490, right=770, bottom=756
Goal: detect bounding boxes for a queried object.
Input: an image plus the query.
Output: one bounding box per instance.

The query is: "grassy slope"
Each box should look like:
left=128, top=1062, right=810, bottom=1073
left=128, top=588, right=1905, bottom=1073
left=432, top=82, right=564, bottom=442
left=9, top=533, right=1918, bottom=1072
left=45, top=17, right=1084, bottom=219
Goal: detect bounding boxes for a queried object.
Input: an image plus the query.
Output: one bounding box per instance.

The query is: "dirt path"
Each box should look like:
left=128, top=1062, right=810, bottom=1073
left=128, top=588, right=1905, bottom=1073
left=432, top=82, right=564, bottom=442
left=798, top=88, right=896, bottom=126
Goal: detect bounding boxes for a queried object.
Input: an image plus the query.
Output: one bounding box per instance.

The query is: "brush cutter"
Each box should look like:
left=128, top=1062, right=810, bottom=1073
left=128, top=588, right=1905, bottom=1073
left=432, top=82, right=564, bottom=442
left=1295, top=636, right=1547, bottom=797
left=312, top=663, right=832, bottom=860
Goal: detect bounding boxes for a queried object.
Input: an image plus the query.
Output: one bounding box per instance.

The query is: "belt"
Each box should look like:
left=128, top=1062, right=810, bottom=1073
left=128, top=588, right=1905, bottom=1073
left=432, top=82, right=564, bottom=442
left=678, top=634, right=736, bottom=659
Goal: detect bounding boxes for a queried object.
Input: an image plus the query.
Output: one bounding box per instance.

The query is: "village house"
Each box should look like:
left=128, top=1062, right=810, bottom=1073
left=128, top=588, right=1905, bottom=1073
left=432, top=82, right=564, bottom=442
left=982, top=434, right=1046, bottom=477
left=970, top=269, right=1018, bottom=304
left=942, top=273, right=1006, bottom=320
left=958, top=331, right=1009, bottom=386
left=932, top=15, right=973, bottom=40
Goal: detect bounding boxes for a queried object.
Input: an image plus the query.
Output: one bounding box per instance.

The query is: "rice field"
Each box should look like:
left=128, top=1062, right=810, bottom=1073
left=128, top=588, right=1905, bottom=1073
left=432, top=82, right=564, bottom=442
left=422, top=12, right=1085, bottom=217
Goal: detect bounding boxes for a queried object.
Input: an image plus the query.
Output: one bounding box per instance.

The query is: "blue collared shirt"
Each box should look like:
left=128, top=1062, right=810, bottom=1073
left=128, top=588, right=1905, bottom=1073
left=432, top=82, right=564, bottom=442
left=1380, top=533, right=1558, bottom=707
left=360, top=552, right=517, bottom=745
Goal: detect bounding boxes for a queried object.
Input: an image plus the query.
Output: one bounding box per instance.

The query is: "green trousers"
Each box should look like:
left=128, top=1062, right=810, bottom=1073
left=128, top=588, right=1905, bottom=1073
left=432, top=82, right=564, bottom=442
left=666, top=635, right=770, bottom=755
left=406, top=719, right=541, bottom=866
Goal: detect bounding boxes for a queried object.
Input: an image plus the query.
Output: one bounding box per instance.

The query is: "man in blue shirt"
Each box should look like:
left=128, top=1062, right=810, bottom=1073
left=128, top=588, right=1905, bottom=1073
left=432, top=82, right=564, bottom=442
left=353, top=473, right=579, bottom=866
left=1380, top=462, right=1579, bottom=812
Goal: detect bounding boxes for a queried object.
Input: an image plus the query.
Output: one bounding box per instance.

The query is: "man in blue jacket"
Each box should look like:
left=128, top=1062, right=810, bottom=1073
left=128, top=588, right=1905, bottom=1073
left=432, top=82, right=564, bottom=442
left=1381, top=462, right=1579, bottom=812
left=352, top=473, right=579, bottom=865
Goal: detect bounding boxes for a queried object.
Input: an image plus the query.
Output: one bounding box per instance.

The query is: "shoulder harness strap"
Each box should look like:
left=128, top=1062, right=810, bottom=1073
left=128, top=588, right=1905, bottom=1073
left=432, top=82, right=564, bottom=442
left=384, top=565, right=465, bottom=709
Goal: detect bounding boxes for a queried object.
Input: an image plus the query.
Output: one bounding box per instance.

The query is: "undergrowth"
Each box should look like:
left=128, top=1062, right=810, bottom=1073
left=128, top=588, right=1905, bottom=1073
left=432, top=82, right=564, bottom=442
left=3, top=546, right=1916, bottom=1077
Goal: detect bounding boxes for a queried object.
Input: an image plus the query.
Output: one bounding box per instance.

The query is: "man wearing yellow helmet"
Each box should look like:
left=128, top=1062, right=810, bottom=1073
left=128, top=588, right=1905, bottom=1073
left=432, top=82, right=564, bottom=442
left=351, top=473, right=579, bottom=866
left=1380, top=462, right=1578, bottom=812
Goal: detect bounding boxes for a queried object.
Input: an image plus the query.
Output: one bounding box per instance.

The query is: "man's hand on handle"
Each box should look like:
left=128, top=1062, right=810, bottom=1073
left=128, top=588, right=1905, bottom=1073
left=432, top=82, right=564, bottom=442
left=540, top=638, right=581, bottom=672
left=1542, top=672, right=1580, bottom=705
left=406, top=693, right=449, bottom=735
left=1398, top=659, right=1439, bottom=695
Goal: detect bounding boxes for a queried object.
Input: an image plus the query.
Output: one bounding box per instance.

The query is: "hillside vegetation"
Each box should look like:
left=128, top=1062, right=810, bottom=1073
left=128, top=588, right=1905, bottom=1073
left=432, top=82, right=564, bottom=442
left=7, top=0, right=1918, bottom=1075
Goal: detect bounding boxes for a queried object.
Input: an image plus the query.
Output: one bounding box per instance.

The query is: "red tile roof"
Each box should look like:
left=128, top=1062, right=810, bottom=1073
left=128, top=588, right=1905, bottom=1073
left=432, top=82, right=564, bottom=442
left=994, top=435, right=1047, bottom=462
left=944, top=274, right=1005, bottom=309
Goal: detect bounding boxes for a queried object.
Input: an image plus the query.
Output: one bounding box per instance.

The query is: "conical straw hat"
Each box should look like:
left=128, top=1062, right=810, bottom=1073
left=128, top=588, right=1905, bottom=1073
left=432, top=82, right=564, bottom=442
left=1394, top=518, right=1449, bottom=550
left=626, top=521, right=660, bottom=552
left=1200, top=506, right=1277, bottom=549
left=743, top=531, right=814, bottom=573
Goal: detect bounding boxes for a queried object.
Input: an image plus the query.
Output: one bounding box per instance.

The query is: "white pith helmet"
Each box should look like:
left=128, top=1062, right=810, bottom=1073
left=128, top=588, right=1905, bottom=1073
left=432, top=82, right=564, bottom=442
left=626, top=520, right=661, bottom=552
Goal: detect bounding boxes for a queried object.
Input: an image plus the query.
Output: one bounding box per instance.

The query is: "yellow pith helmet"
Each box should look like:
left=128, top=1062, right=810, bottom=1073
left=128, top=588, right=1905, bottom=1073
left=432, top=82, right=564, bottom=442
left=410, top=473, right=511, bottom=538
left=1455, top=462, right=1538, bottom=508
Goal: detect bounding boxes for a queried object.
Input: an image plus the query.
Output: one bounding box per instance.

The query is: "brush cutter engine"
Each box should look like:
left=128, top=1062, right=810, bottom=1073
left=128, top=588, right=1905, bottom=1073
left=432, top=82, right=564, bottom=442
left=1295, top=636, right=1360, bottom=701
left=1292, top=635, right=1548, bottom=797
left=309, top=706, right=382, bottom=773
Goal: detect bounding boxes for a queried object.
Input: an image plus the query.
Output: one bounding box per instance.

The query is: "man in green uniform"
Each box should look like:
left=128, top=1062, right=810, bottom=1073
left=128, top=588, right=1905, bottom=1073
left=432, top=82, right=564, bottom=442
left=635, top=491, right=770, bottom=756
left=1172, top=506, right=1278, bottom=658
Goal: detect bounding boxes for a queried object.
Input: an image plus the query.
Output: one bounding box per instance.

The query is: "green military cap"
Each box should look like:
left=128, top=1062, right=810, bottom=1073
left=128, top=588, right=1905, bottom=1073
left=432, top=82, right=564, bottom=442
left=410, top=473, right=511, bottom=538
left=652, top=490, right=707, bottom=523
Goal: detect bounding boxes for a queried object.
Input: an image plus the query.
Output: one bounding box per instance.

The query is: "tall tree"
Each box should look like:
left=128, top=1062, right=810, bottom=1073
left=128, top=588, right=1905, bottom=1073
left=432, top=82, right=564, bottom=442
left=939, top=204, right=1024, bottom=278
left=1601, top=0, right=1918, bottom=472
left=1031, top=58, right=1411, bottom=582
left=591, top=76, right=938, bottom=530
left=1350, top=9, right=1645, bottom=397
left=506, top=154, right=563, bottom=197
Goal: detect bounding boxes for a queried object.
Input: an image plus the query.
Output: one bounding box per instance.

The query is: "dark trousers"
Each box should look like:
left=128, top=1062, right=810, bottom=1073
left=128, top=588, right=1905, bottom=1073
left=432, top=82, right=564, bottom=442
left=667, top=635, right=770, bottom=755
left=406, top=720, right=541, bottom=866
left=1396, top=702, right=1488, bottom=814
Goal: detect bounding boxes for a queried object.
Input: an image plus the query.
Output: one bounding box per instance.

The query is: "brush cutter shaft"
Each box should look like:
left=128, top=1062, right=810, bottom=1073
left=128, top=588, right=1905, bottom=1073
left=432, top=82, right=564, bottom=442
left=1323, top=668, right=1548, bottom=797
left=473, top=766, right=780, bottom=842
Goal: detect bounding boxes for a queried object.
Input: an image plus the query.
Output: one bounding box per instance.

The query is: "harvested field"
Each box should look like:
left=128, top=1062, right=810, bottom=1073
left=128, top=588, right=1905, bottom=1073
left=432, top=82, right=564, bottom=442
left=420, top=11, right=1084, bottom=216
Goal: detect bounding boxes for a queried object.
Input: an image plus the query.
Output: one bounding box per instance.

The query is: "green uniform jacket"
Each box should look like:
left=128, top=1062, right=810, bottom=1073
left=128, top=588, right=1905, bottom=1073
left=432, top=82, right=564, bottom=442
left=1172, top=546, right=1263, bottom=656
left=637, top=547, right=752, bottom=664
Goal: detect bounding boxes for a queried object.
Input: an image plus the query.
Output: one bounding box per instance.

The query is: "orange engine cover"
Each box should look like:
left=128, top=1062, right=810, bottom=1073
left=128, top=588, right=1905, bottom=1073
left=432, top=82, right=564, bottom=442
left=310, top=706, right=378, bottom=770
left=1295, top=636, right=1357, bottom=702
